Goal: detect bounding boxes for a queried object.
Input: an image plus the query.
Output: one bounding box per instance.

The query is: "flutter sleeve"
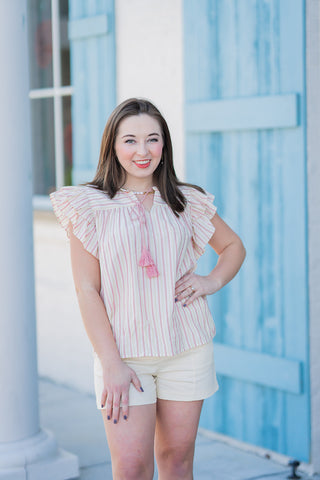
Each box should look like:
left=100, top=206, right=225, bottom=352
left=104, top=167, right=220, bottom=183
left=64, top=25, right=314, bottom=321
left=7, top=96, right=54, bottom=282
left=50, top=186, right=99, bottom=259
left=185, top=187, right=217, bottom=260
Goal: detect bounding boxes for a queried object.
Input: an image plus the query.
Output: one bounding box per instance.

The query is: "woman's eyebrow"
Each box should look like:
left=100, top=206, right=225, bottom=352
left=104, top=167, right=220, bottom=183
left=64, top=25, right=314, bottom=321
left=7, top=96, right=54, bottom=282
left=121, top=132, right=160, bottom=138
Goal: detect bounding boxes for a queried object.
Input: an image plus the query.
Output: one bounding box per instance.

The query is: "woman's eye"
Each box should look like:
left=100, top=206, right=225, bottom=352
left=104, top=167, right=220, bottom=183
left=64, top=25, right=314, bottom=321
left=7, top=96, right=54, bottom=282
left=149, top=138, right=158, bottom=143
left=125, top=139, right=135, bottom=144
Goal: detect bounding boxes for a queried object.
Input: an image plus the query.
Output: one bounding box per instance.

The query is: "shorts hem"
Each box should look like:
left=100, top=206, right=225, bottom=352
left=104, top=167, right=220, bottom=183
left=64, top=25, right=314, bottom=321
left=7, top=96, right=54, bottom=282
left=156, top=384, right=219, bottom=403
left=95, top=385, right=219, bottom=410
left=96, top=399, right=157, bottom=410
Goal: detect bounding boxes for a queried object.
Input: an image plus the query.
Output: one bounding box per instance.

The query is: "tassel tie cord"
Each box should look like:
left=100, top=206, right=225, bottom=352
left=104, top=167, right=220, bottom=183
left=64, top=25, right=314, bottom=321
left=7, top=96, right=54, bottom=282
left=125, top=188, right=159, bottom=278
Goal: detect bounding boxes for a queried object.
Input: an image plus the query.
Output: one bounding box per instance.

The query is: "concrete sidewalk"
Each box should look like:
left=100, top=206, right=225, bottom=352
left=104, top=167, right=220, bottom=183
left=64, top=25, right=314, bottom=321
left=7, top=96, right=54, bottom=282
left=39, top=378, right=317, bottom=480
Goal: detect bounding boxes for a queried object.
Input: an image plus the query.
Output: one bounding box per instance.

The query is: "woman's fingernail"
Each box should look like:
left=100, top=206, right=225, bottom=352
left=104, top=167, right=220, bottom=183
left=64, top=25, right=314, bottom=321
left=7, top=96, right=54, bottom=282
left=124, top=415, right=128, bottom=420
left=175, top=297, right=178, bottom=302
left=107, top=415, right=111, bottom=420
left=140, top=387, right=144, bottom=392
left=183, top=303, right=187, bottom=307
left=114, top=419, right=117, bottom=424
left=101, top=404, right=104, bottom=408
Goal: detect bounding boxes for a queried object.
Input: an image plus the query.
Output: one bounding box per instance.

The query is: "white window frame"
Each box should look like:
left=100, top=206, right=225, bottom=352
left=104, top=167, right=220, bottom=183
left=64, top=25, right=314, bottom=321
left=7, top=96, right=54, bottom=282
left=29, top=0, right=73, bottom=210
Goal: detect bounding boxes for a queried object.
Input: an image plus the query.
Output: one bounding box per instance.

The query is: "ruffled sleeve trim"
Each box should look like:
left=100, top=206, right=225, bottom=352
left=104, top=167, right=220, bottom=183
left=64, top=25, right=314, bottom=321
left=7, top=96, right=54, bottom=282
left=50, top=186, right=99, bottom=259
left=183, top=186, right=217, bottom=260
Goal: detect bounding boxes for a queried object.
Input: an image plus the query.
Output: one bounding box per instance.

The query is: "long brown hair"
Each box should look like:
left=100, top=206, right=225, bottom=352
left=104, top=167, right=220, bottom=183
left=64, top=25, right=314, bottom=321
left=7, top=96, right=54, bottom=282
left=85, top=98, right=204, bottom=216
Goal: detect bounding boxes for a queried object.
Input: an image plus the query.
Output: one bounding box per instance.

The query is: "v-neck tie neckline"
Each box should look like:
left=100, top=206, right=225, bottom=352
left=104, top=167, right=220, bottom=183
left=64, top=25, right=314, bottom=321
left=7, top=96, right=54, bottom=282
left=123, top=187, right=159, bottom=278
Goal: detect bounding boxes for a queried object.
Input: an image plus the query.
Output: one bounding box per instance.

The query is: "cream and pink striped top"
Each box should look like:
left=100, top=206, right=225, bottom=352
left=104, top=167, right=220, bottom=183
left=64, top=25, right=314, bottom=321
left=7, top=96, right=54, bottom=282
left=50, top=185, right=217, bottom=358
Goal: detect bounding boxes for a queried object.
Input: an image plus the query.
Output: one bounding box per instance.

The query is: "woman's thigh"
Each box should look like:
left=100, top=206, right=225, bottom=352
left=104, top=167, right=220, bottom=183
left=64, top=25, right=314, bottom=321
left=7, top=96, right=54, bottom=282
left=154, top=399, right=203, bottom=463
left=102, top=403, right=156, bottom=475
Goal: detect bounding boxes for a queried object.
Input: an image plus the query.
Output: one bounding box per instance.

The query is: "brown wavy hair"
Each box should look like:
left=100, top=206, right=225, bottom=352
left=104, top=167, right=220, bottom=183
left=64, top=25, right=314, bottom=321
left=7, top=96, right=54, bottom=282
left=85, top=98, right=204, bottom=216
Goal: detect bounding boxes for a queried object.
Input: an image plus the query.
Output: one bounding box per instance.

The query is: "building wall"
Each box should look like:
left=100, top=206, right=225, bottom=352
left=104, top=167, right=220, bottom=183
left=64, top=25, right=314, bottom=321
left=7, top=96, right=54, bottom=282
left=34, top=211, right=94, bottom=393
left=115, top=0, right=185, bottom=179
left=183, top=0, right=310, bottom=462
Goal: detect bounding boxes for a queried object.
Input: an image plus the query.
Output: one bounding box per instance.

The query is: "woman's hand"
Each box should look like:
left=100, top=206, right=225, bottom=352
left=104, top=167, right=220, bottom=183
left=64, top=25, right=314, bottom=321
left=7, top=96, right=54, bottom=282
left=101, top=359, right=143, bottom=423
left=175, top=271, right=221, bottom=307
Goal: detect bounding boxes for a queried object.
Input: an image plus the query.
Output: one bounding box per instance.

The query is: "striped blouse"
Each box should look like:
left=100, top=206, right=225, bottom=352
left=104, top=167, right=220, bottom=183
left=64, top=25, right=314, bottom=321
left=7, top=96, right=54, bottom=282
left=50, top=184, right=217, bottom=358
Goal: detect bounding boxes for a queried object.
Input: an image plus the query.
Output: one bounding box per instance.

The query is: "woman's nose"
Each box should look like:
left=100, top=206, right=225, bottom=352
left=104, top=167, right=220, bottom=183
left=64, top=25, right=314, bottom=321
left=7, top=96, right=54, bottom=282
left=136, top=142, right=148, bottom=156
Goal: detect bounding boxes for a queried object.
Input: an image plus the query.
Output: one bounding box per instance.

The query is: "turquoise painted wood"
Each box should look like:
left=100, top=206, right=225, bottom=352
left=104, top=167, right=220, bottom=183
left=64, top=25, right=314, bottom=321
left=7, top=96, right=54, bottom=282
left=214, top=343, right=302, bottom=394
left=68, top=0, right=116, bottom=185
left=185, top=94, right=298, bottom=131
left=69, top=14, right=109, bottom=40
left=183, top=0, right=310, bottom=461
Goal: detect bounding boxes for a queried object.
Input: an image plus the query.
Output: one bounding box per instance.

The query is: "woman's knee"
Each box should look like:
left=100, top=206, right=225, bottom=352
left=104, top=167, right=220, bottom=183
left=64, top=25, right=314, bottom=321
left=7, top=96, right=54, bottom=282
left=156, top=444, right=194, bottom=478
left=112, top=454, right=154, bottom=480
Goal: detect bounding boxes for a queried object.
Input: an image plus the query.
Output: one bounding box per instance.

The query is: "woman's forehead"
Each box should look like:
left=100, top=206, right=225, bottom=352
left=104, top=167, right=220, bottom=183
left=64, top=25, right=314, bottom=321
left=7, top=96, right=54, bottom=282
left=117, top=114, right=162, bottom=135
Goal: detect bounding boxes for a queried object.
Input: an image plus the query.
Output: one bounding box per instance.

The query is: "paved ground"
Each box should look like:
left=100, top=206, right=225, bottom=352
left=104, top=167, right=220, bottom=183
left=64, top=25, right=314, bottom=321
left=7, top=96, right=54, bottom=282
left=39, top=378, right=318, bottom=480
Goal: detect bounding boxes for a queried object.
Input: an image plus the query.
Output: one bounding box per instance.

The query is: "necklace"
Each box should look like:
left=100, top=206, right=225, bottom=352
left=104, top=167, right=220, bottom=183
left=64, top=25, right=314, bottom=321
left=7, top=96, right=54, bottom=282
left=120, top=187, right=154, bottom=195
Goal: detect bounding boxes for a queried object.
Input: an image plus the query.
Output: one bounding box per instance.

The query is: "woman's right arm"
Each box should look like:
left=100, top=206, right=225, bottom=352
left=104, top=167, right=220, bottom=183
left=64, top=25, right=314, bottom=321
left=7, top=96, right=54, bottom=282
left=68, top=224, right=142, bottom=422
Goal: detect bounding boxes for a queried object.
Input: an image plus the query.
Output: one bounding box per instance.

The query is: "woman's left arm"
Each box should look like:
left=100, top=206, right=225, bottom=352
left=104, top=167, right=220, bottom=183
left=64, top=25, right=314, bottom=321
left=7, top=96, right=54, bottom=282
left=175, top=213, right=246, bottom=306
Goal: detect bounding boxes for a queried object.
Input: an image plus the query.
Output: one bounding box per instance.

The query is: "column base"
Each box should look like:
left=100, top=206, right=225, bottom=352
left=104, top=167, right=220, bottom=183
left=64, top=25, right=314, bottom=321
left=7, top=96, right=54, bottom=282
left=0, top=429, right=79, bottom=480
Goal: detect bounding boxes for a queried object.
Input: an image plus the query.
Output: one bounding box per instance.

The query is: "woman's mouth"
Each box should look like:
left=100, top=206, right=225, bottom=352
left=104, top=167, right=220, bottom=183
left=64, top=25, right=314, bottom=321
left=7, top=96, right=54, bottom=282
left=134, top=160, right=151, bottom=169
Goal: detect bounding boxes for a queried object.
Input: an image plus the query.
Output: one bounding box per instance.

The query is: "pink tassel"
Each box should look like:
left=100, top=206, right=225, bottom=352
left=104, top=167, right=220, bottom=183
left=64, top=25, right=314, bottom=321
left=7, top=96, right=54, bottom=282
left=139, top=247, right=159, bottom=278
left=146, top=264, right=159, bottom=278
left=122, top=189, right=160, bottom=278
left=139, top=247, right=154, bottom=267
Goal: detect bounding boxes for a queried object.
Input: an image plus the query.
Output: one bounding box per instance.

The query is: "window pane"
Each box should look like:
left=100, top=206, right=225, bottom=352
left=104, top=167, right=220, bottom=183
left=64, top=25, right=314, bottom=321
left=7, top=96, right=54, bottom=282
left=60, top=0, right=70, bottom=86
left=28, top=0, right=53, bottom=89
left=62, top=96, right=72, bottom=185
left=31, top=98, right=56, bottom=195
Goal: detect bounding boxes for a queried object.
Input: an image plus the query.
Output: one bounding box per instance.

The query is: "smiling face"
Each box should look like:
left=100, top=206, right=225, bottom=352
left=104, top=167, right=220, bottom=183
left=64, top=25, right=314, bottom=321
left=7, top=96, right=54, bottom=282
left=114, top=114, right=164, bottom=190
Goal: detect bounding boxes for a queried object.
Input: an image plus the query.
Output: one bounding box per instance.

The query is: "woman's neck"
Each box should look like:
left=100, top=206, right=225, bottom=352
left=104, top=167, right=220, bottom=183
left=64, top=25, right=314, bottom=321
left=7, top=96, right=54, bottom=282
left=121, top=182, right=154, bottom=193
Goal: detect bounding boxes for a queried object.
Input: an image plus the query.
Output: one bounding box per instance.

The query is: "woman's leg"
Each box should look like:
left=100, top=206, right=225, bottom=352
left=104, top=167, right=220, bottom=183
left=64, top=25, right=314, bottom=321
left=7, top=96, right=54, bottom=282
left=154, top=399, right=203, bottom=480
left=102, top=403, right=156, bottom=480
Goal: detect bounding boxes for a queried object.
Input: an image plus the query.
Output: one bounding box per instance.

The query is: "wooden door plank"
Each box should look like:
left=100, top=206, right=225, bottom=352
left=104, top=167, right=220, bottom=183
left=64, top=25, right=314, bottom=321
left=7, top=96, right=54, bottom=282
left=185, top=94, right=298, bottom=132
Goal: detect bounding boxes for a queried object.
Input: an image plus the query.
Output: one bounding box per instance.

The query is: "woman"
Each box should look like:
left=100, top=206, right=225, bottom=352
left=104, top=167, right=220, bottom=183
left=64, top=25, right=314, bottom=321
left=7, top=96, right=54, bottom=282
left=50, top=98, right=246, bottom=480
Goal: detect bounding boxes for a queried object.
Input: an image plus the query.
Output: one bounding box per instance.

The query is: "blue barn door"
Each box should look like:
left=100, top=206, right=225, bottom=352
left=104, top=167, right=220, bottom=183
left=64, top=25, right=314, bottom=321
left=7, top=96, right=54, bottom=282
left=183, top=0, right=310, bottom=461
left=68, top=0, right=116, bottom=185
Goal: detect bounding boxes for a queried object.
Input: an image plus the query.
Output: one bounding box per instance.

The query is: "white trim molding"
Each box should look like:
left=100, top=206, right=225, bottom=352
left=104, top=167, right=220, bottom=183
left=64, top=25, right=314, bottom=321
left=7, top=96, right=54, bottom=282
left=306, top=0, right=320, bottom=473
left=29, top=86, right=74, bottom=99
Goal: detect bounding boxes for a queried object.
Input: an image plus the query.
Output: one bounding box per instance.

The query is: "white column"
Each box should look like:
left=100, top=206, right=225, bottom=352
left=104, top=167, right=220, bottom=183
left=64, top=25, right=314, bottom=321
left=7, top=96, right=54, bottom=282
left=0, top=2, right=78, bottom=479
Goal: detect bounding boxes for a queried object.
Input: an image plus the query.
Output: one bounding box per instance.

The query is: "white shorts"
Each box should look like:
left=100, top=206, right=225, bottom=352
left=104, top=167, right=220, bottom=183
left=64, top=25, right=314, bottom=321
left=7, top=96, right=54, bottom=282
left=93, top=342, right=219, bottom=409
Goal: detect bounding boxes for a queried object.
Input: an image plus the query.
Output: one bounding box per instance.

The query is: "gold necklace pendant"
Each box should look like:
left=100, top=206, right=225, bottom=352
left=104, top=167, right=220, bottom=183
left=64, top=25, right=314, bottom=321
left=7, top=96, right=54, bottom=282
left=120, top=187, right=154, bottom=195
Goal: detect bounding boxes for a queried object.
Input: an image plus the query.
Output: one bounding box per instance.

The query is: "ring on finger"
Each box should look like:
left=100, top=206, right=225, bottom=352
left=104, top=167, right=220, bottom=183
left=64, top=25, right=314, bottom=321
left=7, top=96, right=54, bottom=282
left=190, top=285, right=195, bottom=292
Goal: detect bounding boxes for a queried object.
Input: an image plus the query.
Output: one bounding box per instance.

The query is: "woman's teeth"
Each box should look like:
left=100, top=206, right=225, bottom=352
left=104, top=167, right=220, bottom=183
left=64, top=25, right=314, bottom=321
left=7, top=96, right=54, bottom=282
left=134, top=160, right=151, bottom=168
